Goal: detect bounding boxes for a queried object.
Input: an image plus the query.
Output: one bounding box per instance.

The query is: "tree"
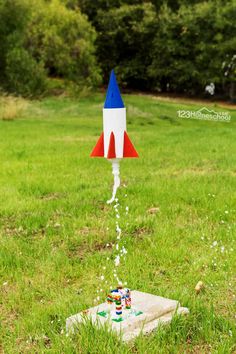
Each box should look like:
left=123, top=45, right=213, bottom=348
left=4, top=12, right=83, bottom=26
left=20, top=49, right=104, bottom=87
left=27, top=0, right=101, bottom=88
left=96, top=3, right=156, bottom=89
left=0, top=0, right=101, bottom=96
left=148, top=0, right=236, bottom=97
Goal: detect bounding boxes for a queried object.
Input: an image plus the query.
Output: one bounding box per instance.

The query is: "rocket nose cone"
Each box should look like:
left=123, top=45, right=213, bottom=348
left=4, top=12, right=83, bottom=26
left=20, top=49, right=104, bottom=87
left=104, top=70, right=125, bottom=109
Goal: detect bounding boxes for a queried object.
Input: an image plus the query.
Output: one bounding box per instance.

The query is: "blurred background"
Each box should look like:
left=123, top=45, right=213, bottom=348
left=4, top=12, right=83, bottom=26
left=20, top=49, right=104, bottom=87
left=0, top=0, right=235, bottom=101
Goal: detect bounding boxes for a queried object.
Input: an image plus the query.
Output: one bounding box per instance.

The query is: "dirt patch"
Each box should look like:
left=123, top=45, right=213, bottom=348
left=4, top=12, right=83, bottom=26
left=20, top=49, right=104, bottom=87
left=39, top=192, right=66, bottom=201
left=130, top=225, right=153, bottom=238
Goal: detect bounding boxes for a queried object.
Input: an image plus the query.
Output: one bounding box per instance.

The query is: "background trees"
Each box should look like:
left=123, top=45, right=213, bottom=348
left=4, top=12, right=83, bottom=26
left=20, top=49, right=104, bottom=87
left=0, top=0, right=235, bottom=99
left=0, top=0, right=101, bottom=96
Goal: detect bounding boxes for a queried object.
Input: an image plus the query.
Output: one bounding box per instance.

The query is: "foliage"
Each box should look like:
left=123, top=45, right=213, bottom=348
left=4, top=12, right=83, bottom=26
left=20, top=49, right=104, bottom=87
left=148, top=1, right=236, bottom=95
left=0, top=0, right=30, bottom=82
left=0, top=0, right=101, bottom=96
left=27, top=0, right=101, bottom=88
left=0, top=0, right=235, bottom=98
left=96, top=3, right=156, bottom=89
left=5, top=48, right=47, bottom=96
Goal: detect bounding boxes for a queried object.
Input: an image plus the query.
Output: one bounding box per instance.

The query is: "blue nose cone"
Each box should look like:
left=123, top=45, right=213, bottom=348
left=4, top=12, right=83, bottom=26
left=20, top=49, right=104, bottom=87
left=104, top=70, right=125, bottom=109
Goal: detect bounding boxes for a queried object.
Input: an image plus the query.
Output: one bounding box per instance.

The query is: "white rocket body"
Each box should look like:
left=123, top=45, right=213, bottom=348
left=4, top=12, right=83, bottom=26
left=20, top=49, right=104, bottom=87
left=103, top=108, right=126, bottom=158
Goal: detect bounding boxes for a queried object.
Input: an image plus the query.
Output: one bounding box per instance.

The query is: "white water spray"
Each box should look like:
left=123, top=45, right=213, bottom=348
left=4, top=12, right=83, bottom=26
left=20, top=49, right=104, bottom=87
left=107, top=159, right=121, bottom=204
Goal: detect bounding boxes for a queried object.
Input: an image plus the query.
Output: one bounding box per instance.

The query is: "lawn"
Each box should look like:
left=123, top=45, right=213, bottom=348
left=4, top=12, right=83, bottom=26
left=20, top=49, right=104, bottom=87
left=0, top=93, right=235, bottom=353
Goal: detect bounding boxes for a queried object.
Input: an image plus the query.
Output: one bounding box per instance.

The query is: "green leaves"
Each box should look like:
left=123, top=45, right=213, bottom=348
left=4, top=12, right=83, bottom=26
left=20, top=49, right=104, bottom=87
left=0, top=0, right=101, bottom=96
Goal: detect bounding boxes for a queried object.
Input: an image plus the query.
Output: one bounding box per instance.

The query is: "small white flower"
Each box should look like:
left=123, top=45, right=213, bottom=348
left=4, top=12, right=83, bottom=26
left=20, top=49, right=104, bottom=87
left=212, top=241, right=217, bottom=247
left=225, top=210, right=229, bottom=214
left=100, top=275, right=105, bottom=281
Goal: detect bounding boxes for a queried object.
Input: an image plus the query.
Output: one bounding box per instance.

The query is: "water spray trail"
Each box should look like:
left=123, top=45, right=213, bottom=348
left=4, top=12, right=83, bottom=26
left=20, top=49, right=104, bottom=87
left=107, top=159, right=120, bottom=204
left=94, top=193, right=129, bottom=304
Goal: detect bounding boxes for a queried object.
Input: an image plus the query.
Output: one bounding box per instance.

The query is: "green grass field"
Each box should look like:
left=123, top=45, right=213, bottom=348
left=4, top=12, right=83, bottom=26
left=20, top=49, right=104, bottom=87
left=0, top=94, right=235, bottom=353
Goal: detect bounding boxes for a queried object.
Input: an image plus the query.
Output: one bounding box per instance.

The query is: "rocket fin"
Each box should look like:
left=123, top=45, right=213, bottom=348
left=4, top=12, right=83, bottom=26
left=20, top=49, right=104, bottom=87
left=123, top=131, right=139, bottom=158
left=90, top=132, right=104, bottom=157
left=107, top=132, right=116, bottom=159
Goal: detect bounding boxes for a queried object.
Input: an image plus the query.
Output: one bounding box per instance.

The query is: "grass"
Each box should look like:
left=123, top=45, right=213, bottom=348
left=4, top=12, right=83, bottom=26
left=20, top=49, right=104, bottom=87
left=0, top=93, right=235, bottom=353
left=0, top=95, right=28, bottom=121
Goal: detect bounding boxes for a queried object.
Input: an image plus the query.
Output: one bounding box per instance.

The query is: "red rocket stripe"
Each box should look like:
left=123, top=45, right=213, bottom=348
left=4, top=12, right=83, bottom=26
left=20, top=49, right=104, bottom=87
left=123, top=131, right=138, bottom=157
left=107, top=132, right=116, bottom=158
left=90, top=132, right=104, bottom=157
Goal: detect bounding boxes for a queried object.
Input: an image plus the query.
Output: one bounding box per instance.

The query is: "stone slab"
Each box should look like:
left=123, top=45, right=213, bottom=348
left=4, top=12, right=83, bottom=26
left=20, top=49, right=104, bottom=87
left=66, top=290, right=189, bottom=342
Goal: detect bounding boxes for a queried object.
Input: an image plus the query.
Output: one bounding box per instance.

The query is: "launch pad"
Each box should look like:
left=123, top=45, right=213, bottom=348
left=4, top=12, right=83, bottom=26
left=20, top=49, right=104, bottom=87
left=66, top=290, right=189, bottom=342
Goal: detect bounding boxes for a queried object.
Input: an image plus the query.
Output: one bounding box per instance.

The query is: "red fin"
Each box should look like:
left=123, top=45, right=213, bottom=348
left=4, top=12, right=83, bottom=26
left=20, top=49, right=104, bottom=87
left=90, top=132, right=104, bottom=157
left=107, top=132, right=116, bottom=159
left=123, top=131, right=138, bottom=157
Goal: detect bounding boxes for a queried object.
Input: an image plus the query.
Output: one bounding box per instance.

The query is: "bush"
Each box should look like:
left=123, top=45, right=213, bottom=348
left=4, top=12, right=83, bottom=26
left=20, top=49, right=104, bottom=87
left=0, top=0, right=101, bottom=96
left=0, top=0, right=30, bottom=83
left=26, top=0, right=101, bottom=88
left=5, top=48, right=47, bottom=96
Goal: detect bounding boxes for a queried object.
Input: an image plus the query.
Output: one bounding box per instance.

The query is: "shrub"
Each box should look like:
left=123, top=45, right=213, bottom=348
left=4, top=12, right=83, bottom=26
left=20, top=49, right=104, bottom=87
left=26, top=0, right=101, bottom=88
left=5, top=48, right=47, bottom=96
left=0, top=0, right=101, bottom=96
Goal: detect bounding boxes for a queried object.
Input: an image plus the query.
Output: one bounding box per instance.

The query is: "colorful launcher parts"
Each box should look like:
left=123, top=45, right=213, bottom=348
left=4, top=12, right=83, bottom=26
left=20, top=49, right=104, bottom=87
left=98, top=287, right=142, bottom=322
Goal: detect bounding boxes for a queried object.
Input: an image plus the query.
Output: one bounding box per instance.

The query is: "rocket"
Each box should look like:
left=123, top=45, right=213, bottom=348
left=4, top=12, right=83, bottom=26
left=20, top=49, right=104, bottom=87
left=90, top=70, right=138, bottom=203
left=90, top=70, right=138, bottom=160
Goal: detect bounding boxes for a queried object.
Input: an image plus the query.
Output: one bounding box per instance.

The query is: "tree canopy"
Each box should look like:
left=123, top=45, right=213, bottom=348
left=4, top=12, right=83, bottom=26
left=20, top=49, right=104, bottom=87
left=0, top=0, right=235, bottom=99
